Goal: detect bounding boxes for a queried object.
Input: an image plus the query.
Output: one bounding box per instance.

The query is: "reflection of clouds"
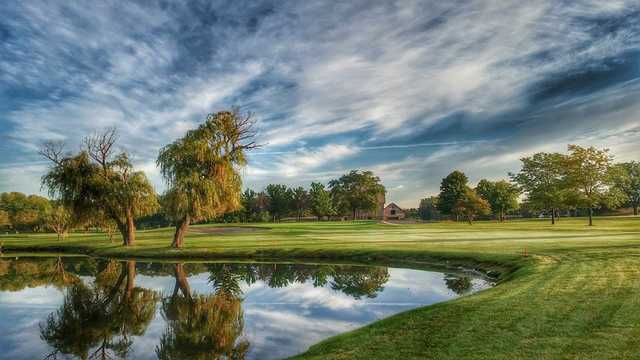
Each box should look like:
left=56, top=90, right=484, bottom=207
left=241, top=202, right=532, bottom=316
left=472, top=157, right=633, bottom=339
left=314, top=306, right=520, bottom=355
left=0, top=307, right=62, bottom=359
left=244, top=306, right=359, bottom=360
left=0, top=286, right=62, bottom=305
left=245, top=281, right=359, bottom=310
left=0, top=263, right=492, bottom=359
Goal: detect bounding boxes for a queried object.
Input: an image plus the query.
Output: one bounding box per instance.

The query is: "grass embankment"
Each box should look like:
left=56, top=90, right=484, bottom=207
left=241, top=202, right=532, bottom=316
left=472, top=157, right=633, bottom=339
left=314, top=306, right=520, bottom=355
left=3, top=217, right=640, bottom=359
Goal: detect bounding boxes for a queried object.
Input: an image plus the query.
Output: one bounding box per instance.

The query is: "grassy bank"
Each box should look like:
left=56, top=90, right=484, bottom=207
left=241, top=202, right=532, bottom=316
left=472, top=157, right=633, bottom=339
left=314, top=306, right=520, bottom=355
left=2, top=217, right=640, bottom=359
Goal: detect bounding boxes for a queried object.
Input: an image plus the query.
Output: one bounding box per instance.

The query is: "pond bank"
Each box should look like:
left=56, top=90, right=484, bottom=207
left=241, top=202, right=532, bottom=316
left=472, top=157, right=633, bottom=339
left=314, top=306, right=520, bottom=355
left=2, top=218, right=640, bottom=359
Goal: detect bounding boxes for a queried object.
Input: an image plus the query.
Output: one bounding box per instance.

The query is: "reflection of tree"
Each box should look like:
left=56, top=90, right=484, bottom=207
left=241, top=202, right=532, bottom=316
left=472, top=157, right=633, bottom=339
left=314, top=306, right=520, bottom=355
left=207, top=263, right=389, bottom=299
left=40, top=261, right=158, bottom=359
left=444, top=275, right=473, bottom=295
left=0, top=257, right=79, bottom=291
left=156, top=264, right=250, bottom=360
left=330, top=266, right=390, bottom=299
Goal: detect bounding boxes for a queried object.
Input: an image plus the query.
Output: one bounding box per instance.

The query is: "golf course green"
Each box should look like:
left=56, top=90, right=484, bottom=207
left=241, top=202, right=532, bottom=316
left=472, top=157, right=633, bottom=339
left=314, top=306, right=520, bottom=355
left=2, top=217, right=640, bottom=359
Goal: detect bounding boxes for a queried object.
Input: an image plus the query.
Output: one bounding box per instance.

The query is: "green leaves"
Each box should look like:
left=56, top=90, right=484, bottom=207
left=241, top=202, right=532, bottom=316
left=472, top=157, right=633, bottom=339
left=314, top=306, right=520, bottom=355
left=328, top=170, right=386, bottom=217
left=157, top=111, right=255, bottom=230
left=476, top=179, right=519, bottom=220
left=438, top=170, right=469, bottom=215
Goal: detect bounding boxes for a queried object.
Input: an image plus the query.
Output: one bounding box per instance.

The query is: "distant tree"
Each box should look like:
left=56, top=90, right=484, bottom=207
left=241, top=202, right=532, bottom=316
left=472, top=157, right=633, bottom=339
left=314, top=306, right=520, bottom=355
left=0, top=210, right=9, bottom=231
left=0, top=192, right=51, bottom=232
left=564, top=145, right=619, bottom=226
left=437, top=171, right=469, bottom=220
left=510, top=152, right=568, bottom=225
left=418, top=196, right=440, bottom=221
left=328, top=170, right=385, bottom=220
left=291, top=186, right=309, bottom=221
left=46, top=203, right=74, bottom=240
left=309, top=182, right=335, bottom=220
left=404, top=208, right=419, bottom=219
left=41, top=130, right=158, bottom=245
left=609, top=162, right=640, bottom=215
left=239, top=189, right=268, bottom=222
left=454, top=188, right=491, bottom=224
left=265, top=184, right=293, bottom=221
left=476, top=179, right=520, bottom=221
left=157, top=111, right=257, bottom=247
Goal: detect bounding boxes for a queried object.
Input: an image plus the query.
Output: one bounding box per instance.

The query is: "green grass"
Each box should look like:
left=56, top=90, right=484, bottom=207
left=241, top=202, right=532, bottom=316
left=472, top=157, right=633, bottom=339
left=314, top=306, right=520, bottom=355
left=3, top=217, right=640, bottom=359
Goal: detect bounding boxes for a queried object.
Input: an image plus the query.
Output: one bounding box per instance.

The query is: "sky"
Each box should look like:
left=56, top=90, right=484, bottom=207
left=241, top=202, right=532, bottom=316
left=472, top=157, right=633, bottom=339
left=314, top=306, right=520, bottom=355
left=1, top=1, right=639, bottom=208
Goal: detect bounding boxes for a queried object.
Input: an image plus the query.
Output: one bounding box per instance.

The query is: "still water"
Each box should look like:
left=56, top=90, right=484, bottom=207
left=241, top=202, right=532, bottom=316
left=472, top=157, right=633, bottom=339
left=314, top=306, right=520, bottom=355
left=0, top=256, right=492, bottom=359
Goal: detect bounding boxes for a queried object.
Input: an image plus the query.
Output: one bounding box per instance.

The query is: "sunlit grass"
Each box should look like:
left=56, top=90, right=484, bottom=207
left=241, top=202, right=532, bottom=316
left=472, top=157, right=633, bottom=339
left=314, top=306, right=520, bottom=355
left=2, top=217, right=640, bottom=359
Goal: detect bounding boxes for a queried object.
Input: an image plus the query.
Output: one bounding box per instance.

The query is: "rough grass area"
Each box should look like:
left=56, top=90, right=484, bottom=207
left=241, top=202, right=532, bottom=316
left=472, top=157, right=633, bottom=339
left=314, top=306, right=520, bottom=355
left=2, top=217, right=640, bottom=359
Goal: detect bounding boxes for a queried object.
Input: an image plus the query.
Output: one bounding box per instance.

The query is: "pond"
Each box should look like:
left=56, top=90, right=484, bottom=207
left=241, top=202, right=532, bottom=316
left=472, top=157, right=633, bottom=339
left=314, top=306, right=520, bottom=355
left=0, top=256, right=493, bottom=359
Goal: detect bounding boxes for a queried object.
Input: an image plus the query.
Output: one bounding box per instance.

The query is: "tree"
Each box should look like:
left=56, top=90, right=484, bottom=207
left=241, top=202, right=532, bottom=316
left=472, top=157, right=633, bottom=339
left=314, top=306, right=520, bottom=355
left=454, top=188, right=491, bottom=224
left=309, top=182, right=335, bottom=220
left=157, top=111, right=257, bottom=248
left=46, top=203, right=74, bottom=240
left=265, top=184, right=293, bottom=221
left=291, top=187, right=309, bottom=221
left=0, top=210, right=9, bottom=231
left=609, top=162, right=640, bottom=215
left=564, top=145, right=618, bottom=226
left=328, top=170, right=385, bottom=220
left=510, top=152, right=568, bottom=225
left=40, top=130, right=158, bottom=245
left=476, top=179, right=520, bottom=221
left=418, top=196, right=440, bottom=221
left=0, top=192, right=51, bottom=232
left=237, top=189, right=270, bottom=222
left=437, top=171, right=468, bottom=219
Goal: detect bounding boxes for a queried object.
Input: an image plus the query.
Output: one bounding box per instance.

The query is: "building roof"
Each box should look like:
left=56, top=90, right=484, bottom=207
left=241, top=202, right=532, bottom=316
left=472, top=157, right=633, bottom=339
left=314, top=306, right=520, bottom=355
left=384, top=203, right=403, bottom=210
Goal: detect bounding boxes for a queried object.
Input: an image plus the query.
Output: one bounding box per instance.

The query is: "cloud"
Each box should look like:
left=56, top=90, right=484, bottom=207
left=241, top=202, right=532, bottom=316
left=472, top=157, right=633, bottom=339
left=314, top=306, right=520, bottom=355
left=1, top=1, right=639, bottom=206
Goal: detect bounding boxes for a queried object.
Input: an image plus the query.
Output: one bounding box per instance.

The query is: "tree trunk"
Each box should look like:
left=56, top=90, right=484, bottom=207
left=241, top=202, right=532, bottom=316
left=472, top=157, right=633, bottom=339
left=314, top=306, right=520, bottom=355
left=125, top=261, right=136, bottom=301
left=467, top=214, right=473, bottom=225
left=551, top=209, right=555, bottom=225
left=352, top=208, right=357, bottom=221
left=500, top=208, right=505, bottom=222
left=588, top=207, right=593, bottom=226
left=634, top=204, right=638, bottom=216
left=172, top=215, right=190, bottom=248
left=174, top=263, right=192, bottom=301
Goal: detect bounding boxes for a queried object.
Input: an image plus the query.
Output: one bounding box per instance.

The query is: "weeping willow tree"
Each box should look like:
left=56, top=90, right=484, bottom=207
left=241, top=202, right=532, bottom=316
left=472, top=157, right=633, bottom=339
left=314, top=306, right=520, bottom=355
left=40, top=128, right=159, bottom=245
left=157, top=111, right=258, bottom=248
left=156, top=263, right=250, bottom=359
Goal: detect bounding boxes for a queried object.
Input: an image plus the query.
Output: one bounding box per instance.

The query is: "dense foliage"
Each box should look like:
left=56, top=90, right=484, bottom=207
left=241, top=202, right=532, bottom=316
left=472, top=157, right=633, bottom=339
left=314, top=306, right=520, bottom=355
left=157, top=110, right=257, bottom=247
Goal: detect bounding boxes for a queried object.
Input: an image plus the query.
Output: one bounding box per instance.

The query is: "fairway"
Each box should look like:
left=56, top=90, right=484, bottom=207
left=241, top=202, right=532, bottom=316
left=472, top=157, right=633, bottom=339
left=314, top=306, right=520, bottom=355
left=2, top=217, right=640, bottom=359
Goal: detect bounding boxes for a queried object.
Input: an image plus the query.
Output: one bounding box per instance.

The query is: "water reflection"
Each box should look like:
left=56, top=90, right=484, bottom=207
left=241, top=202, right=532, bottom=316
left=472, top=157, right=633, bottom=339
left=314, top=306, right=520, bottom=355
left=0, top=257, right=492, bottom=360
left=156, top=263, right=249, bottom=359
left=40, top=260, right=158, bottom=359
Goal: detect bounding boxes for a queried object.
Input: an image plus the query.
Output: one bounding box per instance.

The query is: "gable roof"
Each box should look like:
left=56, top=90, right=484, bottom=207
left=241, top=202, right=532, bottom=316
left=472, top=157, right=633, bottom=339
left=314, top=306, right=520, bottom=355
left=385, top=203, right=403, bottom=211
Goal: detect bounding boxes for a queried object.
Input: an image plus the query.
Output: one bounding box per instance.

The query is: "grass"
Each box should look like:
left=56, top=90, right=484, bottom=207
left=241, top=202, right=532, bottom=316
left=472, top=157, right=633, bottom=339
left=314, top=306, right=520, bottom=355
left=2, top=217, right=640, bottom=359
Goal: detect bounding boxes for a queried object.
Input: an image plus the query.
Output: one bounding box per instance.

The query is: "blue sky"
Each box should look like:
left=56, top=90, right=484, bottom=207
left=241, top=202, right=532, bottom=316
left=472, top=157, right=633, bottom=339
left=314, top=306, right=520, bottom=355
left=1, top=1, right=639, bottom=207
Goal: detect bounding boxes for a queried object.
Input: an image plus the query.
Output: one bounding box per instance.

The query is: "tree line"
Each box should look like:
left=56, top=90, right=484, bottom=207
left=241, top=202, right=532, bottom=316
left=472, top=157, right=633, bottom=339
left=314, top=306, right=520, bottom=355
left=216, top=170, right=385, bottom=223
left=418, top=145, right=640, bottom=225
left=30, top=110, right=387, bottom=249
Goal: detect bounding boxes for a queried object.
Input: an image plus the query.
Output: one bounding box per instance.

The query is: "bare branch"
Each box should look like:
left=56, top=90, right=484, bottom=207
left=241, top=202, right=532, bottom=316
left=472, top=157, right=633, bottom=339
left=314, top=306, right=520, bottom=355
left=39, top=140, right=66, bottom=165
left=84, top=127, right=118, bottom=169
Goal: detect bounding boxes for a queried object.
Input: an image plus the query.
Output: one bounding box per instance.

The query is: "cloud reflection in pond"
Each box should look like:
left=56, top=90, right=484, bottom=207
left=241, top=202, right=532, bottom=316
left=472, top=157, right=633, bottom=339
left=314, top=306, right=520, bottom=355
left=0, top=257, right=492, bottom=360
